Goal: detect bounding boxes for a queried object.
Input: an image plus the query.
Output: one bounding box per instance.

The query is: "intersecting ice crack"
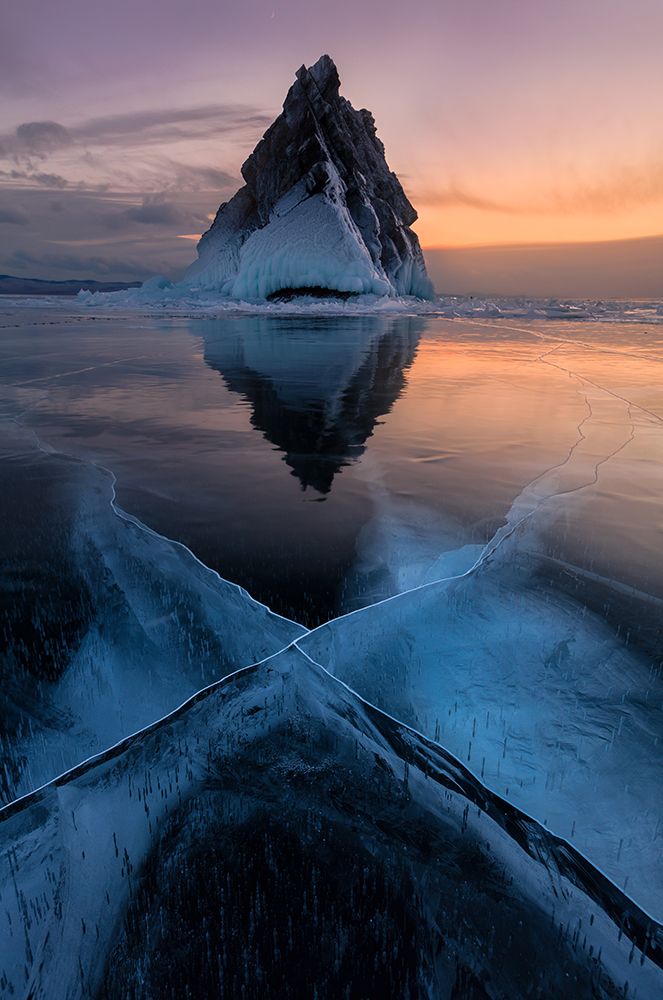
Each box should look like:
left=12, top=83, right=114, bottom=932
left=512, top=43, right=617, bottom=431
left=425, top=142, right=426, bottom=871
left=285, top=326, right=661, bottom=917
left=1, top=337, right=631, bottom=791
left=4, top=318, right=649, bottom=701
left=2, top=316, right=660, bottom=928
left=5, top=316, right=651, bottom=641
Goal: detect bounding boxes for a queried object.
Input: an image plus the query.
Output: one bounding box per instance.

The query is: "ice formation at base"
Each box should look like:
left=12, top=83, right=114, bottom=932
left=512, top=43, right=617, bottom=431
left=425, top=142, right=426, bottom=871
left=184, top=54, right=434, bottom=301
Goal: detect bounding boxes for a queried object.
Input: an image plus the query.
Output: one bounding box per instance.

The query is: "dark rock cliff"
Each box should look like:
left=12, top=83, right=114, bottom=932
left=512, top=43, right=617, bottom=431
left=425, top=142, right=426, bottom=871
left=185, top=55, right=434, bottom=299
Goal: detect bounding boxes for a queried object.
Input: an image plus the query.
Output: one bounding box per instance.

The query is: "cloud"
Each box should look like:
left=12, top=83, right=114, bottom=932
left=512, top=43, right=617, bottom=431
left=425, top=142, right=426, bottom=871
left=414, top=184, right=522, bottom=214
left=124, top=194, right=184, bottom=226
left=100, top=193, right=212, bottom=232
left=170, top=163, right=237, bottom=191
left=1, top=162, right=235, bottom=195
left=415, top=159, right=663, bottom=217
left=14, top=121, right=72, bottom=155
left=0, top=105, right=269, bottom=160
left=0, top=205, right=27, bottom=224
left=0, top=188, right=210, bottom=281
left=30, top=171, right=70, bottom=189
left=548, top=161, right=663, bottom=213
left=0, top=104, right=255, bottom=194
left=0, top=168, right=88, bottom=189
left=69, top=105, right=271, bottom=148
left=4, top=247, right=153, bottom=281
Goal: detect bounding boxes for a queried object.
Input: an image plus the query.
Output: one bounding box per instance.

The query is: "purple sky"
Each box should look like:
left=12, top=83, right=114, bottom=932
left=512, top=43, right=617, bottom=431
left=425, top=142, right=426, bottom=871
left=1, top=0, right=662, bottom=293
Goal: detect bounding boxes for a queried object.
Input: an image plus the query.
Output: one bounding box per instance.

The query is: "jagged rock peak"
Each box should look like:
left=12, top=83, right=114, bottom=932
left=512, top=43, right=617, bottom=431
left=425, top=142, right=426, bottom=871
left=297, top=53, right=340, bottom=98
left=185, top=55, right=435, bottom=301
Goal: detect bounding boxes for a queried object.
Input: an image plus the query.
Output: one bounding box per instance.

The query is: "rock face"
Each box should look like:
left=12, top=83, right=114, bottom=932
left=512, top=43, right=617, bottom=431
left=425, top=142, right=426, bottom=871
left=185, top=55, right=434, bottom=300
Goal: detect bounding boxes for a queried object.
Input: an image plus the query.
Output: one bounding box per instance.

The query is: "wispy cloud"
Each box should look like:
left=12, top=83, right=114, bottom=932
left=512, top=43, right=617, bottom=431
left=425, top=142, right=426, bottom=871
left=69, top=106, right=271, bottom=147
left=0, top=168, right=73, bottom=189
left=0, top=187, right=212, bottom=281
left=548, top=161, right=663, bottom=213
left=169, top=163, right=236, bottom=191
left=414, top=184, right=523, bottom=214
left=0, top=105, right=269, bottom=156
left=5, top=247, right=151, bottom=280
left=10, top=121, right=72, bottom=155
left=415, top=159, right=663, bottom=217
left=124, top=194, right=184, bottom=226
left=0, top=103, right=265, bottom=193
left=102, top=193, right=202, bottom=230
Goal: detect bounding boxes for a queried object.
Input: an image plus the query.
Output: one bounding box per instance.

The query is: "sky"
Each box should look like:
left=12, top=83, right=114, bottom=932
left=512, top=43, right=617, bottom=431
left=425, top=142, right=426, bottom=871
left=1, top=0, right=662, bottom=294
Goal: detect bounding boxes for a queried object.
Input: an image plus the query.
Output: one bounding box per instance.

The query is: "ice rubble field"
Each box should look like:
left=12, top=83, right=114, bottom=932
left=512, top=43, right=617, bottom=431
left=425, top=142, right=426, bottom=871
left=81, top=284, right=663, bottom=323
left=1, top=297, right=662, bottom=996
left=2, top=280, right=663, bottom=323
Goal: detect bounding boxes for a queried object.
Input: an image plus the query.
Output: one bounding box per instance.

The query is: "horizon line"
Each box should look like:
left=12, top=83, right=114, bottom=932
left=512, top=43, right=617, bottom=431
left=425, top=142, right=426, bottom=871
left=423, top=232, right=663, bottom=252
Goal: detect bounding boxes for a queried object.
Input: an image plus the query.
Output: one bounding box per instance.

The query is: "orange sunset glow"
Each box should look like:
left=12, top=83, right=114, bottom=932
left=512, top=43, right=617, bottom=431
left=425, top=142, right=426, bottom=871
left=2, top=3, right=663, bottom=996
left=1, top=0, right=662, bottom=294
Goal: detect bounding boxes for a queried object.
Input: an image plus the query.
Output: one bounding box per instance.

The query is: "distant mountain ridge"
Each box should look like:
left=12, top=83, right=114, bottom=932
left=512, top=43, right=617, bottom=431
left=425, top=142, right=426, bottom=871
left=0, top=274, right=142, bottom=295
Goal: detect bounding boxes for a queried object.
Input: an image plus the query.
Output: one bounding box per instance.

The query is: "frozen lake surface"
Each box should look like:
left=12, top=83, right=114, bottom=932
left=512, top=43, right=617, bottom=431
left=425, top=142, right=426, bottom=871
left=3, top=304, right=662, bottom=624
left=1, top=299, right=662, bottom=995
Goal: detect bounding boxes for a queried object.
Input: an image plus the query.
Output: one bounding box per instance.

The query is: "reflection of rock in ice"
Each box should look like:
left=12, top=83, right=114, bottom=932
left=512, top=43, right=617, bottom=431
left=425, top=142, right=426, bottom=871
left=184, top=55, right=433, bottom=300
left=0, top=424, right=303, bottom=803
left=2, top=646, right=661, bottom=1000
left=202, top=316, right=421, bottom=493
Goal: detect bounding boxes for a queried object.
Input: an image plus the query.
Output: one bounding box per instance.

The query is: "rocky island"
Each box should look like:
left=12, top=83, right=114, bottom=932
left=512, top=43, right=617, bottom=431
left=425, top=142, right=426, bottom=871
left=185, top=55, right=434, bottom=300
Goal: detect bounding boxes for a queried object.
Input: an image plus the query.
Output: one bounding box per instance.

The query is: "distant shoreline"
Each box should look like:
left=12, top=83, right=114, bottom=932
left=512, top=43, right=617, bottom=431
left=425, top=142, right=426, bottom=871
left=0, top=274, right=142, bottom=296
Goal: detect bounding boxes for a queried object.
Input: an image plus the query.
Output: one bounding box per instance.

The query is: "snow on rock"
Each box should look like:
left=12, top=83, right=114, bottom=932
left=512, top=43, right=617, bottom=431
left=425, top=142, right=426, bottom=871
left=184, top=55, right=434, bottom=301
